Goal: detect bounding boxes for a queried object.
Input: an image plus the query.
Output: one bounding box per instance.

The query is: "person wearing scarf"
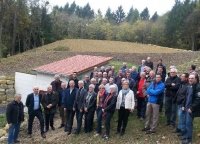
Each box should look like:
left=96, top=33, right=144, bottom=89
left=102, top=85, right=117, bottom=140
left=95, top=84, right=107, bottom=136
left=116, top=80, right=135, bottom=136
left=84, top=84, right=97, bottom=133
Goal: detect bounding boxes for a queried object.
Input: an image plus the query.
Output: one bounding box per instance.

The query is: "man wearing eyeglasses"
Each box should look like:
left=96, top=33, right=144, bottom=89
left=165, top=68, right=181, bottom=127
left=181, top=74, right=200, bottom=144
left=26, top=86, right=46, bottom=138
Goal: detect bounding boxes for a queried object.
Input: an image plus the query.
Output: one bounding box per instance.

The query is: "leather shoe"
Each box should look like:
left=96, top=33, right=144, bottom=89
left=14, top=140, right=20, bottom=143
left=58, top=124, right=65, bottom=129
left=28, top=134, right=32, bottom=138
left=41, top=133, right=46, bottom=138
left=142, top=128, right=150, bottom=132
left=51, top=127, right=55, bottom=130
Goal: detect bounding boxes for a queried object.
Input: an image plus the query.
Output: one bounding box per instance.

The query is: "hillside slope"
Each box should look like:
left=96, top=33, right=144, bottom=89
left=0, top=39, right=199, bottom=75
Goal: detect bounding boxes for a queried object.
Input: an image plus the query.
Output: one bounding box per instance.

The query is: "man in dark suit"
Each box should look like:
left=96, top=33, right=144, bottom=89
left=58, top=82, right=67, bottom=128
left=26, top=86, right=46, bottom=138
left=63, top=80, right=78, bottom=135
left=73, top=80, right=87, bottom=134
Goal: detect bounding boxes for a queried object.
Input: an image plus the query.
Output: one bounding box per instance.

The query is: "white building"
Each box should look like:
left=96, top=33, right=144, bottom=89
left=15, top=55, right=112, bottom=103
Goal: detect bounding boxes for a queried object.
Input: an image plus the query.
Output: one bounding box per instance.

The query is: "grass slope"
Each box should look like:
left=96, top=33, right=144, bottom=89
left=38, top=39, right=184, bottom=54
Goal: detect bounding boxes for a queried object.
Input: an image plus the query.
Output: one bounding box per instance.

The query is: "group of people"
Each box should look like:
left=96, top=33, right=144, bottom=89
left=6, top=56, right=200, bottom=144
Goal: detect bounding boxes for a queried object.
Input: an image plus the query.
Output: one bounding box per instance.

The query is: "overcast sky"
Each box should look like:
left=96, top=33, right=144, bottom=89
left=48, top=0, right=176, bottom=16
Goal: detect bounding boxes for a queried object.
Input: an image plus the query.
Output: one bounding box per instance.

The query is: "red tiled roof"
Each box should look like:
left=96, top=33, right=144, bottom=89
left=33, top=55, right=113, bottom=76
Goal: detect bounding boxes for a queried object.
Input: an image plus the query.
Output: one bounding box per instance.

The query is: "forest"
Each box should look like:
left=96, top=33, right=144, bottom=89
left=0, top=0, right=200, bottom=58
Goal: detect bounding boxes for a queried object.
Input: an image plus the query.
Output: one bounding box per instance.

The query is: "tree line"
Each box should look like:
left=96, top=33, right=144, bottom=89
left=0, top=0, right=200, bottom=58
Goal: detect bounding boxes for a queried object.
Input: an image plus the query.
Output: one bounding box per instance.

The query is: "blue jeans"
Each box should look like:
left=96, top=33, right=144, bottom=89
left=96, top=107, right=103, bottom=133
left=177, top=105, right=186, bottom=133
left=8, top=123, right=20, bottom=144
left=183, top=111, right=193, bottom=141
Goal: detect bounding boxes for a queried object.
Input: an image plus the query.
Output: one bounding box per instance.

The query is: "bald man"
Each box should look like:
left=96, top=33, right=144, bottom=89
left=6, top=94, right=24, bottom=144
left=26, top=86, right=46, bottom=138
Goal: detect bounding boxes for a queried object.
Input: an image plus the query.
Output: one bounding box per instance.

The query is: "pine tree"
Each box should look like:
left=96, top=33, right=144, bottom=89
left=140, top=7, right=150, bottom=20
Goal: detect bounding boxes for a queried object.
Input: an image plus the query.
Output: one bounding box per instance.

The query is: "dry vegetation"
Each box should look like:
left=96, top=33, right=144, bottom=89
left=38, top=39, right=184, bottom=54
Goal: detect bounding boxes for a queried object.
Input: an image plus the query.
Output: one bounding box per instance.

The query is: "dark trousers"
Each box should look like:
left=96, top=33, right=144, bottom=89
left=105, top=112, right=113, bottom=136
left=76, top=111, right=84, bottom=133
left=8, top=123, right=20, bottom=144
left=137, top=97, right=147, bottom=118
left=165, top=96, right=177, bottom=126
left=84, top=110, right=95, bottom=133
left=59, top=106, right=66, bottom=125
left=65, top=109, right=75, bottom=132
left=96, top=107, right=103, bottom=134
left=28, top=110, right=45, bottom=134
left=159, top=93, right=164, bottom=112
left=45, top=113, right=55, bottom=130
left=117, top=107, right=130, bottom=133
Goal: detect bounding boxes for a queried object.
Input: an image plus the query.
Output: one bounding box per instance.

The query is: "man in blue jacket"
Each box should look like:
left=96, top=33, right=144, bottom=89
left=142, top=74, right=165, bottom=134
left=63, top=80, right=78, bottom=135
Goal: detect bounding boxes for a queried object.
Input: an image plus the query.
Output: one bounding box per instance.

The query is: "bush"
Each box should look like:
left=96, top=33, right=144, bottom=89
left=53, top=46, right=70, bottom=51
left=0, top=44, right=8, bottom=58
left=0, top=114, right=6, bottom=128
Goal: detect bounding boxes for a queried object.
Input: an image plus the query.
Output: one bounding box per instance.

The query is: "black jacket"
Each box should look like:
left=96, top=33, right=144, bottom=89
left=84, top=92, right=97, bottom=112
left=42, top=92, right=59, bottom=114
left=73, top=88, right=87, bottom=111
left=51, top=80, right=62, bottom=92
left=6, top=101, right=24, bottom=124
left=165, top=76, right=181, bottom=99
left=145, top=61, right=154, bottom=70
left=104, top=95, right=117, bottom=113
left=191, top=83, right=200, bottom=117
left=26, top=93, right=43, bottom=114
left=176, top=81, right=188, bottom=105
left=156, top=64, right=167, bottom=78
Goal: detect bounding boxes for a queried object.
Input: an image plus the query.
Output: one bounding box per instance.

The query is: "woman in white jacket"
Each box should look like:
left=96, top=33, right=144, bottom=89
left=116, top=80, right=135, bottom=136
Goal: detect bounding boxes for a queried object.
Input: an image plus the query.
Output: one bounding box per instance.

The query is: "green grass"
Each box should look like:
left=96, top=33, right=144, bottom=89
left=66, top=112, right=200, bottom=144
left=109, top=60, right=136, bottom=72
left=0, top=114, right=6, bottom=128
left=67, top=112, right=180, bottom=144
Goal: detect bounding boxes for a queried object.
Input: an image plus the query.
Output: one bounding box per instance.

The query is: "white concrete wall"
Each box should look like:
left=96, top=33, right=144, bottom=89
left=15, top=72, right=36, bottom=104
left=36, top=73, right=67, bottom=90
left=15, top=72, right=68, bottom=104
